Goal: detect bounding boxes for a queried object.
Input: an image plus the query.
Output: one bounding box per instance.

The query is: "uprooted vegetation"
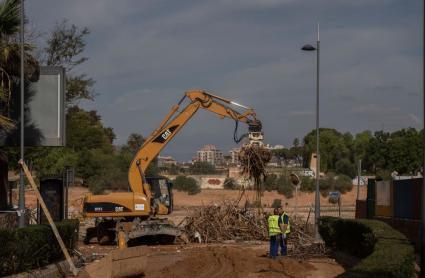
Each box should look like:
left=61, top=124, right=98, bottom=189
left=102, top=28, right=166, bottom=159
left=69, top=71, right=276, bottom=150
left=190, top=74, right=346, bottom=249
left=180, top=200, right=326, bottom=260
left=238, top=145, right=272, bottom=203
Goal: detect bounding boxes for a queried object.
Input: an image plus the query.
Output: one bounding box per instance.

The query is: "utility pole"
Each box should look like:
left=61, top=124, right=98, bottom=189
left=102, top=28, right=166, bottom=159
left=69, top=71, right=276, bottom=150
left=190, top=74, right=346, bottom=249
left=356, top=159, right=362, bottom=200
left=301, top=23, right=321, bottom=240
left=421, top=0, right=425, bottom=276
left=18, top=0, right=25, bottom=228
left=314, top=22, right=321, bottom=241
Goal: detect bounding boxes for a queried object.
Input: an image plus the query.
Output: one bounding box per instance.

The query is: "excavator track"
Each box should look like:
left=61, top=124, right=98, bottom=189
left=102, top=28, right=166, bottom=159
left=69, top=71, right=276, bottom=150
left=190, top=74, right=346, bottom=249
left=85, top=218, right=181, bottom=246
left=126, top=218, right=181, bottom=246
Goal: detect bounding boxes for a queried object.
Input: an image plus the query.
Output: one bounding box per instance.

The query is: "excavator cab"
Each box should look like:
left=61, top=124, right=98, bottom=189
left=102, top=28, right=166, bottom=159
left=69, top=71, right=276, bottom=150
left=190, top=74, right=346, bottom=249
left=146, top=177, right=173, bottom=214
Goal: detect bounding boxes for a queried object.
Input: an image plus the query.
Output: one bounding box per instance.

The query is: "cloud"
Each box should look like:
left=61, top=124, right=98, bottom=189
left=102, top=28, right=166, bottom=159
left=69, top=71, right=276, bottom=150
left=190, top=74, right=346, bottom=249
left=350, top=104, right=400, bottom=114
left=289, top=110, right=314, bottom=116
left=409, top=113, right=422, bottom=126
left=26, top=0, right=422, bottom=160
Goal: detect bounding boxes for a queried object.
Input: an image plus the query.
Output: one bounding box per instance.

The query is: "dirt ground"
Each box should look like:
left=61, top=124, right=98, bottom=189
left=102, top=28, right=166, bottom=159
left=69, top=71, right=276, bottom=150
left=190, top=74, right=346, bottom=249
left=173, top=187, right=366, bottom=209
left=20, top=186, right=355, bottom=277
left=79, top=243, right=345, bottom=278
left=20, top=185, right=363, bottom=226
left=22, top=185, right=366, bottom=211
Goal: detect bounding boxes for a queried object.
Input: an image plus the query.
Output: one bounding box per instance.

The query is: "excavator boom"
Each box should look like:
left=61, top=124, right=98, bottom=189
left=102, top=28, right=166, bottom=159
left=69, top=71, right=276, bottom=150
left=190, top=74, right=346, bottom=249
left=128, top=89, right=262, bottom=194
left=83, top=89, right=263, bottom=247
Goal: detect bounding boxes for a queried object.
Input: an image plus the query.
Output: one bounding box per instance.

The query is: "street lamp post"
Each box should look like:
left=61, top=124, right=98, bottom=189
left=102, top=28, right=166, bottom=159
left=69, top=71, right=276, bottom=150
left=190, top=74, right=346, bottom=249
left=301, top=23, right=320, bottom=240
left=18, top=0, right=25, bottom=228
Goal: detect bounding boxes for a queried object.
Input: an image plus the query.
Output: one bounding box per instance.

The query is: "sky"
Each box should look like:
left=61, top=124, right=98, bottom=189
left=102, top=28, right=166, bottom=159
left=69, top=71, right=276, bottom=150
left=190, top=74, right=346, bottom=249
left=26, top=0, right=423, bottom=161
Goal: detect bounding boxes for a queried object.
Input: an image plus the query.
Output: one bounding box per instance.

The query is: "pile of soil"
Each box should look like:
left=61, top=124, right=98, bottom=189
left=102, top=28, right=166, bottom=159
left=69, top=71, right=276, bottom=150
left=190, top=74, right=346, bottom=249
left=144, top=244, right=315, bottom=278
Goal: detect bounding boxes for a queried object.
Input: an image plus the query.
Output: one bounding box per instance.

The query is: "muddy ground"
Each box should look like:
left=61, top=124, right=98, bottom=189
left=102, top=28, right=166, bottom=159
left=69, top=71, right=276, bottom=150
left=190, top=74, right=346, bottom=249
left=78, top=243, right=344, bottom=278
left=20, top=186, right=358, bottom=277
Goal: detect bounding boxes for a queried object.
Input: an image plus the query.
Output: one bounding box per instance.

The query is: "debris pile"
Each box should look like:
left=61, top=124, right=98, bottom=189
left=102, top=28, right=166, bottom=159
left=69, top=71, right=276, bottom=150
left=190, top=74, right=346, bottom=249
left=181, top=202, right=326, bottom=259
left=181, top=201, right=268, bottom=243
left=238, top=145, right=271, bottom=203
left=287, top=216, right=327, bottom=259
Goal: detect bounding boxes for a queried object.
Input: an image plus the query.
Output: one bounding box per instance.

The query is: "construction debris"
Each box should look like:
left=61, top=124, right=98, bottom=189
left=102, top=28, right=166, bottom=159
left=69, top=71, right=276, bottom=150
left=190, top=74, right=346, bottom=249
left=238, top=145, right=272, bottom=203
left=181, top=200, right=268, bottom=243
left=180, top=202, right=326, bottom=259
left=287, top=216, right=327, bottom=260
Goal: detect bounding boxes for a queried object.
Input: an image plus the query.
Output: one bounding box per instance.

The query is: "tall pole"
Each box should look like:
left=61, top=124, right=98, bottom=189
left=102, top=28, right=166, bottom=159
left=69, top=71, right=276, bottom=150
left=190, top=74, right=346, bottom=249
left=294, top=185, right=298, bottom=215
left=421, top=0, right=425, bottom=276
left=18, top=0, right=25, bottom=228
left=314, top=23, right=321, bottom=240
left=356, top=159, right=361, bottom=200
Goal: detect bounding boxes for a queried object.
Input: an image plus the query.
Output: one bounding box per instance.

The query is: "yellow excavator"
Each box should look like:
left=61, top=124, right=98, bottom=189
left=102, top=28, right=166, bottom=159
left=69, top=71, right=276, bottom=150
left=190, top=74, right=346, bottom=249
left=83, top=89, right=263, bottom=247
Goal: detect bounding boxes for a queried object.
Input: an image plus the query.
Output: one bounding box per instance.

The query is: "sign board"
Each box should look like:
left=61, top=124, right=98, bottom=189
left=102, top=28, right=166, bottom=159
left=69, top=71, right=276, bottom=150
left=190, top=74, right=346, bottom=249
left=0, top=66, right=66, bottom=146
left=38, top=178, right=64, bottom=224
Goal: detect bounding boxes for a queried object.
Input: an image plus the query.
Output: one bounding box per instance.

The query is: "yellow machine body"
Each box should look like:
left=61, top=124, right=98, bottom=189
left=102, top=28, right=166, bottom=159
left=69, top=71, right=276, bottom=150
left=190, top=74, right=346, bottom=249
left=82, top=90, right=262, bottom=245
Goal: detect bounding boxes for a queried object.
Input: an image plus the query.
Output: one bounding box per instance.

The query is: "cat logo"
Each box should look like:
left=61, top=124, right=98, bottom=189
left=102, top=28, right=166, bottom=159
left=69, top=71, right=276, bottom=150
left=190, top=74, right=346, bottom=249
left=161, top=129, right=172, bottom=140
left=153, top=125, right=179, bottom=143
left=115, top=206, right=124, bottom=212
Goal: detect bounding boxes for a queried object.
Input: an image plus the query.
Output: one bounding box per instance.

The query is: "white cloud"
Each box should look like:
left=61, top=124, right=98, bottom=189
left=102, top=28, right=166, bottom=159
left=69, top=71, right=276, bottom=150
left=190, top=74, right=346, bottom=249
left=26, top=0, right=422, bottom=158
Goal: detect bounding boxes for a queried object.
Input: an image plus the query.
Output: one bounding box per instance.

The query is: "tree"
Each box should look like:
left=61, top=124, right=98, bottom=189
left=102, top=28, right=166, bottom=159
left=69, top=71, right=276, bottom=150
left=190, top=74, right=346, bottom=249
left=293, top=138, right=300, bottom=148
left=189, top=161, right=216, bottom=174
left=43, top=19, right=94, bottom=104
left=66, top=106, right=114, bottom=152
left=353, top=130, right=372, bottom=161
left=364, top=131, right=390, bottom=172
left=125, top=133, right=144, bottom=153
left=335, top=158, right=356, bottom=178
left=387, top=128, right=421, bottom=174
left=31, top=148, right=78, bottom=178
left=0, top=0, right=40, bottom=129
left=303, top=128, right=352, bottom=172
left=173, top=175, right=200, bottom=195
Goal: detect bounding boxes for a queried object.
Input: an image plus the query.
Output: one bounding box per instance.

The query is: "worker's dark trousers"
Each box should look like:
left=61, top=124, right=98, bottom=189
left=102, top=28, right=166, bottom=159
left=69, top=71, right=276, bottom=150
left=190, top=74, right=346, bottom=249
left=269, top=235, right=279, bottom=258
left=279, top=234, right=288, bottom=255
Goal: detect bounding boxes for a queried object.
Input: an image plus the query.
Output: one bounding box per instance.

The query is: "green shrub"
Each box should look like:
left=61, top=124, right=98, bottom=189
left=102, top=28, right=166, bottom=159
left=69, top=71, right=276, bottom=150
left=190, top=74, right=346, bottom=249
left=0, top=219, right=79, bottom=276
left=334, top=174, right=353, bottom=193
left=173, top=175, right=201, bottom=195
left=264, top=174, right=278, bottom=191
left=277, top=183, right=293, bottom=198
left=189, top=161, right=217, bottom=174
left=271, top=199, right=282, bottom=209
left=300, top=177, right=315, bottom=192
left=319, top=217, right=414, bottom=278
left=223, top=177, right=238, bottom=190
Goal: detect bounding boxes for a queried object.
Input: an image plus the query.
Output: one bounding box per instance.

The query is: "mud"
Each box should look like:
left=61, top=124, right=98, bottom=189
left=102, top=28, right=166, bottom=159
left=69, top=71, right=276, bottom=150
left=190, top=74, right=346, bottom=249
left=93, top=244, right=317, bottom=278
left=155, top=246, right=312, bottom=278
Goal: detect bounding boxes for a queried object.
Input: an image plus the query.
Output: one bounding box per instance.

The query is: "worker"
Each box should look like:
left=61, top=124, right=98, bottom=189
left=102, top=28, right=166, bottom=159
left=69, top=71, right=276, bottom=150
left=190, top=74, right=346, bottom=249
left=268, top=208, right=282, bottom=259
left=278, top=206, right=290, bottom=256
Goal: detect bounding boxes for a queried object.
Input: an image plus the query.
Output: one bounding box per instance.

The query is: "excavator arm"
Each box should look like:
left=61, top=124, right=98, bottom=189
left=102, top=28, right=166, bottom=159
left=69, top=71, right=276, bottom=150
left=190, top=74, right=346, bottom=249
left=128, top=89, right=262, bottom=193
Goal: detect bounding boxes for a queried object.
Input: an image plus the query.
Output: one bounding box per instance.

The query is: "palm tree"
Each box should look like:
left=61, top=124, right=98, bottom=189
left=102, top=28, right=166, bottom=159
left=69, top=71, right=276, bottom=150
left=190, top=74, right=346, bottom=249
left=0, top=0, right=39, bottom=130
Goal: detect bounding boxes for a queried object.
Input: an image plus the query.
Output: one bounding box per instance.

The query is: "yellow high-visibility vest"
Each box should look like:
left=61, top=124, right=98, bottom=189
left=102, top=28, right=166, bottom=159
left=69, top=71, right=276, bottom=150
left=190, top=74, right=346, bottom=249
left=268, top=215, right=281, bottom=236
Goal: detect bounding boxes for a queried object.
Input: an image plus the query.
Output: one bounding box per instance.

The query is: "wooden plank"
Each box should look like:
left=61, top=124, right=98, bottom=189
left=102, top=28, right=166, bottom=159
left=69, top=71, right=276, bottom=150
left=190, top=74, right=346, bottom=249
left=19, top=159, right=78, bottom=276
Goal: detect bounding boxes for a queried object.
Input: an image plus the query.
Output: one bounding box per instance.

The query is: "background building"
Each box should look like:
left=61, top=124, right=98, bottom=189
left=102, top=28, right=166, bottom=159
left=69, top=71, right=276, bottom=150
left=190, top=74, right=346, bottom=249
left=196, top=144, right=224, bottom=166
left=157, top=155, right=177, bottom=167
left=229, top=148, right=240, bottom=165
